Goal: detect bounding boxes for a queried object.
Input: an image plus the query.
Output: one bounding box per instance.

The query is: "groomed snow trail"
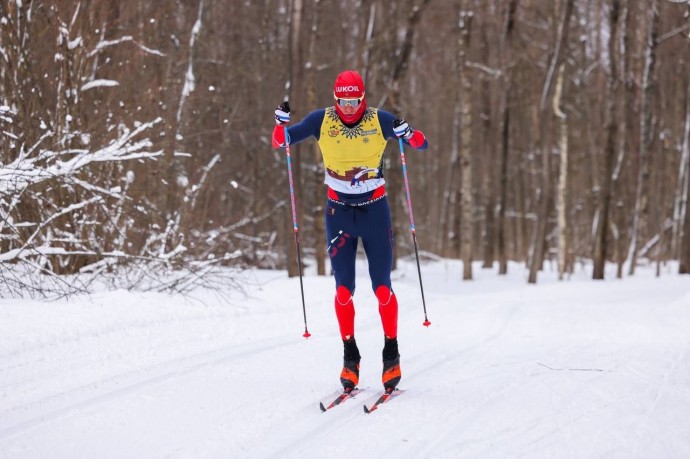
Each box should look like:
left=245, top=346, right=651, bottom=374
left=1, top=260, right=689, bottom=458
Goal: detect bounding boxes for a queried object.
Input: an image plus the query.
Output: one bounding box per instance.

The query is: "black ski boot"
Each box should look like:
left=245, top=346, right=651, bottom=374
left=340, top=338, right=361, bottom=390
left=382, top=337, right=401, bottom=390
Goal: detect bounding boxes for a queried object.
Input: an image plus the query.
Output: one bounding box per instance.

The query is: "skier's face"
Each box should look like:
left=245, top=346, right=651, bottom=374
left=339, top=103, right=358, bottom=116
left=336, top=96, right=363, bottom=116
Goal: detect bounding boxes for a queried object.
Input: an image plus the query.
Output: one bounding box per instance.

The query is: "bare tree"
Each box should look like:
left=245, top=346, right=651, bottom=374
left=680, top=21, right=690, bottom=274
left=458, top=8, right=474, bottom=280
left=553, top=63, right=570, bottom=280
left=593, top=0, right=621, bottom=280
left=0, top=1, right=241, bottom=297
left=441, top=5, right=463, bottom=260
left=681, top=159, right=690, bottom=273
left=379, top=0, right=432, bottom=269
left=478, top=1, right=497, bottom=270
left=496, top=0, right=519, bottom=275
left=627, top=0, right=659, bottom=275
left=677, top=91, right=690, bottom=274
left=528, top=0, right=574, bottom=284
left=612, top=0, right=633, bottom=278
left=285, top=0, right=305, bottom=278
left=4, top=0, right=690, bottom=297
left=305, top=0, right=327, bottom=276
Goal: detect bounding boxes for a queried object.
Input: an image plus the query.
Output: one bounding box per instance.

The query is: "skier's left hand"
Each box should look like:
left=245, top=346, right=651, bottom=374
left=275, top=101, right=291, bottom=125
left=393, top=118, right=413, bottom=139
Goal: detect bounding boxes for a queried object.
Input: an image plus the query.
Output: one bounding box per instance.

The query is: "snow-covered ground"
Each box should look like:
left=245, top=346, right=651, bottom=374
left=1, top=258, right=689, bottom=458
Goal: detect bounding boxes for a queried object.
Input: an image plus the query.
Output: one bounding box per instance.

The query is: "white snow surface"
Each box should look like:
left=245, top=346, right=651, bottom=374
left=1, top=259, right=689, bottom=458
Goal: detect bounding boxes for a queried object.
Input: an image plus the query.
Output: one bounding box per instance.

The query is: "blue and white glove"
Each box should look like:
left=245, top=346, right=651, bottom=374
left=275, top=101, right=291, bottom=125
left=393, top=118, right=413, bottom=139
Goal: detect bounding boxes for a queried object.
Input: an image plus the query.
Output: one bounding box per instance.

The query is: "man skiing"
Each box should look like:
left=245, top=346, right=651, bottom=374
left=272, top=70, right=428, bottom=392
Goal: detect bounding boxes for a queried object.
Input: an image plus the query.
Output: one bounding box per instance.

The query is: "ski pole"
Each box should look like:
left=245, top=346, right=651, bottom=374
left=284, top=126, right=311, bottom=338
left=398, top=137, right=431, bottom=327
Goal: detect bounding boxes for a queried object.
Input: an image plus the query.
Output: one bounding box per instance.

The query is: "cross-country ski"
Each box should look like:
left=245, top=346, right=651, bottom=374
left=363, top=388, right=405, bottom=414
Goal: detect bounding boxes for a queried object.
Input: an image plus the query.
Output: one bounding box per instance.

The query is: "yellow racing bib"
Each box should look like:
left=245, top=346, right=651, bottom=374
left=318, top=107, right=388, bottom=194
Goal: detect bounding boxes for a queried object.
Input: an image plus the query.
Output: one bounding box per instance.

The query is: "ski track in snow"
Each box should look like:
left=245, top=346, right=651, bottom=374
left=1, top=260, right=689, bottom=458
left=0, top=336, right=291, bottom=440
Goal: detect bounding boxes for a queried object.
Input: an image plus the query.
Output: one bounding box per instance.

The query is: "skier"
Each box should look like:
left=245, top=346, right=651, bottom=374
left=272, top=70, right=428, bottom=392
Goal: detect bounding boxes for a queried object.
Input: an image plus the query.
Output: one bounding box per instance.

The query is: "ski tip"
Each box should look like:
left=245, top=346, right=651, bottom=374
left=319, top=402, right=327, bottom=412
left=363, top=405, right=370, bottom=414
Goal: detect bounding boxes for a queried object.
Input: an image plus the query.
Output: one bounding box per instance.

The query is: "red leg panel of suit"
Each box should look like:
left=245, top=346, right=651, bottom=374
left=375, top=285, right=398, bottom=339
left=334, top=286, right=355, bottom=340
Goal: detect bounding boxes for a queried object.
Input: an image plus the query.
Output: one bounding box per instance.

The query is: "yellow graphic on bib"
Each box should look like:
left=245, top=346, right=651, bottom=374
left=318, top=107, right=388, bottom=193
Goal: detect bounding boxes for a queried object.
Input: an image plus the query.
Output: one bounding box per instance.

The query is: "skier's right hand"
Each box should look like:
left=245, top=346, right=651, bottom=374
left=275, top=101, right=291, bottom=125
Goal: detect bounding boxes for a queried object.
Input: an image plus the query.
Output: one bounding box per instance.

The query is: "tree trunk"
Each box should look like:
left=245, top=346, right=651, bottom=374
left=306, top=0, right=326, bottom=276
left=445, top=103, right=461, bottom=258
left=497, top=0, right=518, bottom=275
left=680, top=88, right=690, bottom=274
left=628, top=0, right=659, bottom=276
left=613, top=0, right=632, bottom=279
left=553, top=63, right=569, bottom=280
left=673, top=86, right=690, bottom=268
left=593, top=0, right=620, bottom=280
left=528, top=0, right=574, bottom=284
left=476, top=0, right=495, bottom=269
left=681, top=168, right=690, bottom=273
left=384, top=0, right=431, bottom=269
left=656, top=132, right=670, bottom=277
left=286, top=0, right=305, bottom=278
left=458, top=10, right=474, bottom=280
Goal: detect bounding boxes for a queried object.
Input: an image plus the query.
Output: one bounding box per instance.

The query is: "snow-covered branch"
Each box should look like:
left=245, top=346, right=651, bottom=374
left=0, top=118, right=163, bottom=196
left=80, top=79, right=119, bottom=91
left=87, top=35, right=165, bottom=58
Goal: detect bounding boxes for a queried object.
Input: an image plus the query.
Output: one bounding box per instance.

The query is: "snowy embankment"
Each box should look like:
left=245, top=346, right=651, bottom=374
left=1, top=259, right=689, bottom=458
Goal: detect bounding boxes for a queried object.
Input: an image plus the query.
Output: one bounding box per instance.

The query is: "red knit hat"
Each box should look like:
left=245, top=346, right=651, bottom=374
left=333, top=70, right=366, bottom=124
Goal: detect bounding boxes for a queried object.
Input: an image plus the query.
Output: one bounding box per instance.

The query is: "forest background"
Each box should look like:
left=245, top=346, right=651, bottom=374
left=1, top=0, right=689, bottom=297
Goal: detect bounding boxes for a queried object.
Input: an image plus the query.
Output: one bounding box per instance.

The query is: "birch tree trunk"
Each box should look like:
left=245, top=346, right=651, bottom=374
left=680, top=90, right=690, bottom=274
left=627, top=0, right=659, bottom=276
left=444, top=100, right=461, bottom=258
left=681, top=164, right=690, bottom=273
left=159, top=3, right=190, bottom=253
left=553, top=63, right=569, bottom=280
left=528, top=0, right=574, bottom=284
left=673, top=83, right=690, bottom=270
left=655, top=132, right=670, bottom=277
left=613, top=0, right=632, bottom=279
left=593, top=0, right=620, bottom=280
left=175, top=0, right=205, bottom=246
left=458, top=9, right=474, bottom=280
left=479, top=0, right=495, bottom=269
